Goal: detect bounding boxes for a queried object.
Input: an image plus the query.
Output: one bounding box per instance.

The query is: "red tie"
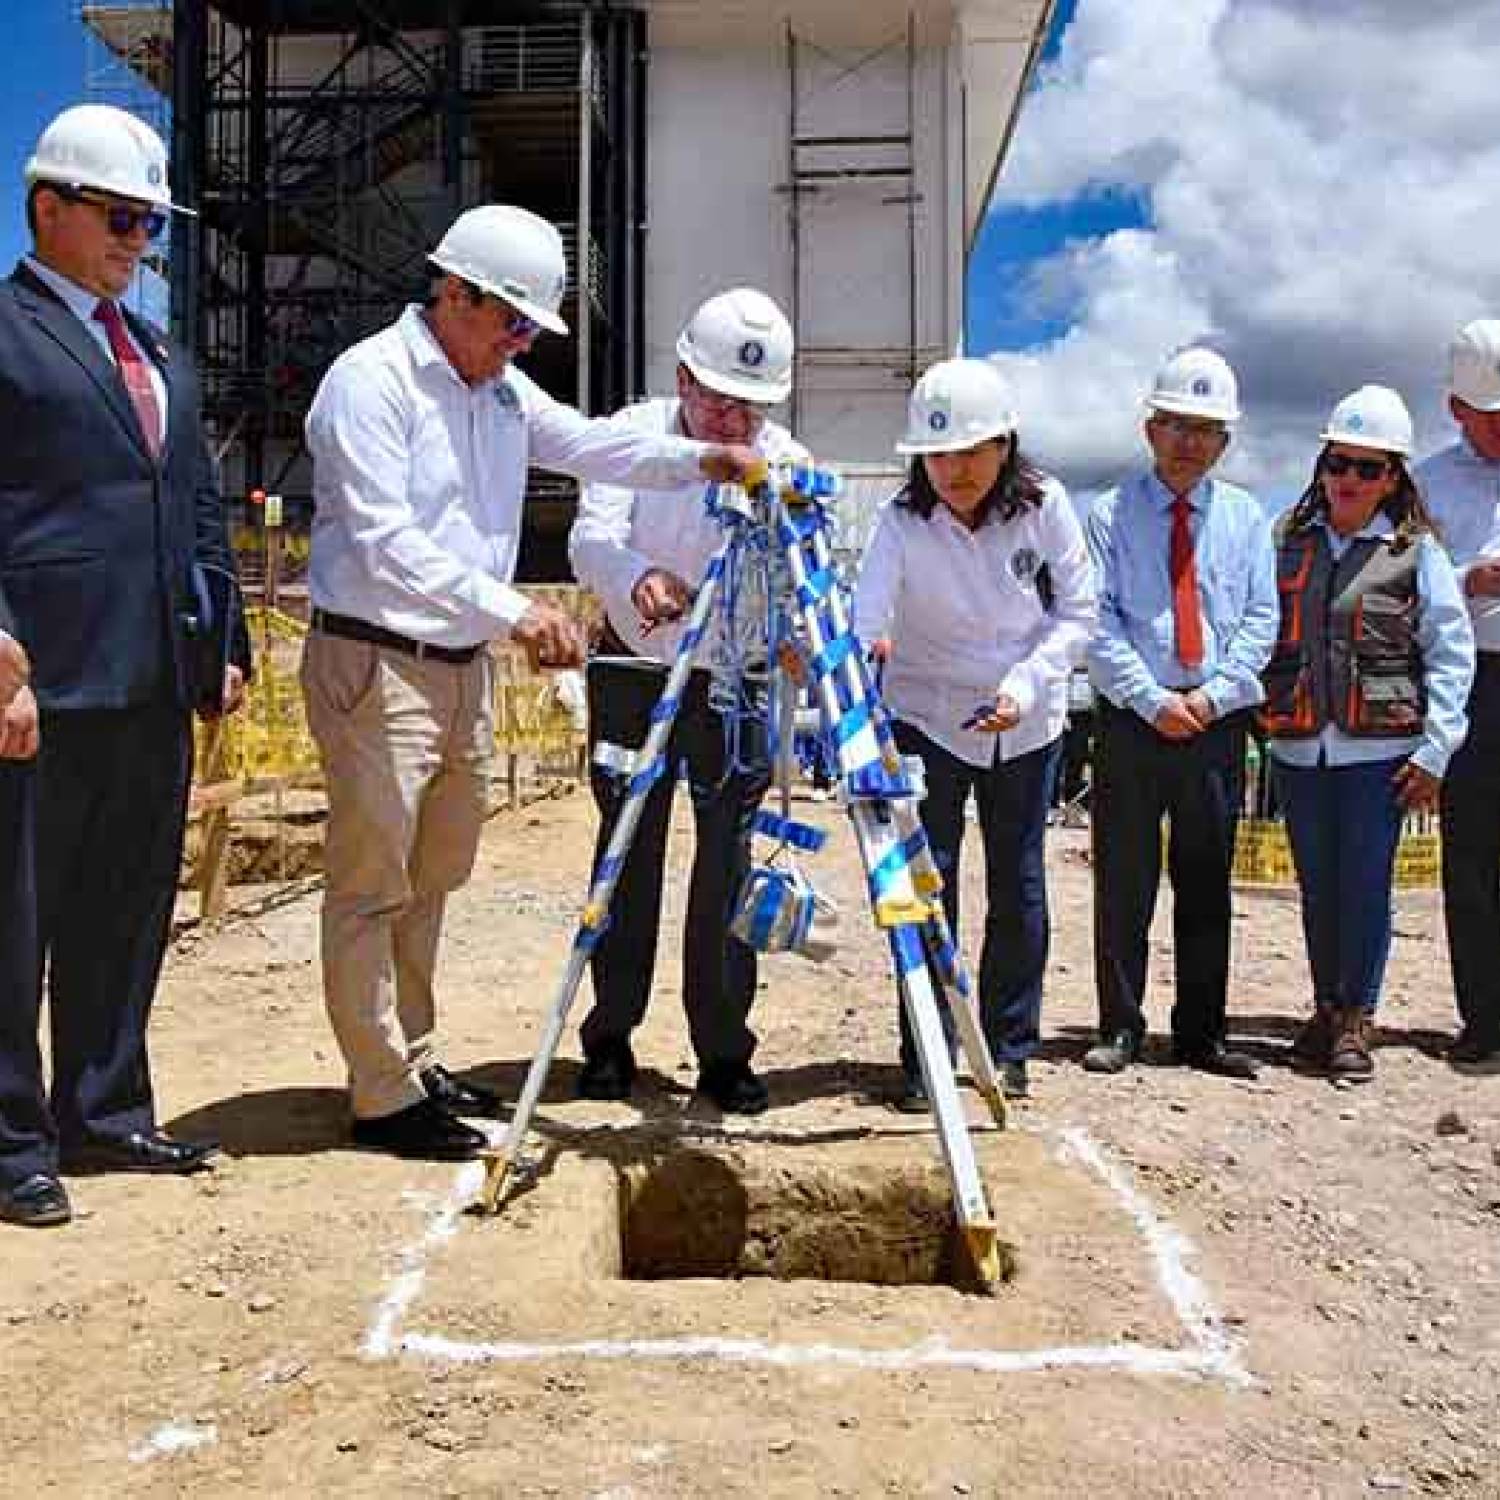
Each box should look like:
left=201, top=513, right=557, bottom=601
left=1169, top=497, right=1204, bottom=669
left=93, top=300, right=162, bottom=458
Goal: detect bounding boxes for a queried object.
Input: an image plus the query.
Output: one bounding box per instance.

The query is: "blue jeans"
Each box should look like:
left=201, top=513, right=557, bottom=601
left=1272, top=755, right=1405, bottom=1015
left=892, top=723, right=1060, bottom=1071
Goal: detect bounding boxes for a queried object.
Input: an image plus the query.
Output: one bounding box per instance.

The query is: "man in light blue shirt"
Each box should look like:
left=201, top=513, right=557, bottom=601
left=1083, top=348, right=1277, bottom=1078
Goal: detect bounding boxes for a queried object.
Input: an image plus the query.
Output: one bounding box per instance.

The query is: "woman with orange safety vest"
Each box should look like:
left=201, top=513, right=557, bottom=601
left=853, top=358, right=1096, bottom=1108
left=1260, top=387, right=1475, bottom=1082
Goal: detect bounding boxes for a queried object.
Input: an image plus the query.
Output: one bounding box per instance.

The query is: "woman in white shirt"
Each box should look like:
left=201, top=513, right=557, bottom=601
left=854, top=359, right=1096, bottom=1107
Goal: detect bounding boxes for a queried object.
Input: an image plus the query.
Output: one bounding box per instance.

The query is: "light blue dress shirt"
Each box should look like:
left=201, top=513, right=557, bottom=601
left=1414, top=438, right=1500, bottom=653
left=1085, top=471, right=1277, bottom=723
left=23, top=254, right=168, bottom=439
left=1267, top=517, right=1475, bottom=777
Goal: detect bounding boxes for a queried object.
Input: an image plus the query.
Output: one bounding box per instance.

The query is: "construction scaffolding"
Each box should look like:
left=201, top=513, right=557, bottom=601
left=783, top=12, right=941, bottom=443
left=80, top=0, right=647, bottom=582
left=79, top=1, right=173, bottom=319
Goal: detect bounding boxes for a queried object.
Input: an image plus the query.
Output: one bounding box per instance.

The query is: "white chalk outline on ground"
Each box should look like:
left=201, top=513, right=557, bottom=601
left=362, top=1123, right=1251, bottom=1387
left=128, top=1422, right=218, bottom=1463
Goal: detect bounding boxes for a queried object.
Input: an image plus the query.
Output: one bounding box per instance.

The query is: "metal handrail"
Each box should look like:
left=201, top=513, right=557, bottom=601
left=464, top=23, right=582, bottom=93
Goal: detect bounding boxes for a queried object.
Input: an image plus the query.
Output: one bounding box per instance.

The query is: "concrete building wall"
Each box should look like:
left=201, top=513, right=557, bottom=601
left=642, top=0, right=1051, bottom=466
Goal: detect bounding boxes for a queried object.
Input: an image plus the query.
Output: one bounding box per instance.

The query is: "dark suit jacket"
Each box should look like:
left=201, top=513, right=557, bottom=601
left=0, top=261, right=250, bottom=712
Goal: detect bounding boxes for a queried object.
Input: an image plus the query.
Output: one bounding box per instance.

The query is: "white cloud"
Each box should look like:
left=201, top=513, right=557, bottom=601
left=984, top=0, right=1500, bottom=495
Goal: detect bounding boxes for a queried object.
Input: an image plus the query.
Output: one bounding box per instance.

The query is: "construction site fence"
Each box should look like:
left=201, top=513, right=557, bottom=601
left=191, top=598, right=1443, bottom=898
left=194, top=589, right=596, bottom=787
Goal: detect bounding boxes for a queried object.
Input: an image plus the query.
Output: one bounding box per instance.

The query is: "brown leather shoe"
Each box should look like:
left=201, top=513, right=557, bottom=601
left=1329, top=1007, right=1375, bottom=1083
left=1290, top=1007, right=1336, bottom=1072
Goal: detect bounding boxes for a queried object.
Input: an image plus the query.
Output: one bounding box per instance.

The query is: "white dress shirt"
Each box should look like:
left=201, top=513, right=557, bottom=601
left=568, top=397, right=807, bottom=664
left=306, top=307, right=709, bottom=649
left=1415, top=438, right=1500, bottom=653
left=852, top=476, right=1097, bottom=767
left=25, top=254, right=168, bottom=445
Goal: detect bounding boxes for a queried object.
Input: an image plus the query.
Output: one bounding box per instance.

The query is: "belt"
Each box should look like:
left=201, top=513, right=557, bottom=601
left=311, top=608, right=484, bottom=666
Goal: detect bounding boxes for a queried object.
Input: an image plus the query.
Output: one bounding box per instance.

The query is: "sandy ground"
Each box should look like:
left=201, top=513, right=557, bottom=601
left=3, top=783, right=1499, bottom=1499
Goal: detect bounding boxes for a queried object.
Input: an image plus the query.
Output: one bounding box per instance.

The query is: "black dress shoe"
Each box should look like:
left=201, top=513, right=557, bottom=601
left=0, top=1173, right=71, bottom=1227
left=421, top=1063, right=502, bottom=1116
left=577, top=1044, right=637, bottom=1102
left=1082, top=1031, right=1140, bottom=1075
left=349, top=1098, right=486, bottom=1161
left=62, top=1132, right=218, bottom=1176
left=696, top=1060, right=769, bottom=1116
left=1174, top=1041, right=1259, bottom=1080
left=1449, top=1030, right=1500, bottom=1068
left=1001, top=1060, right=1030, bottom=1100
left=893, top=1075, right=930, bottom=1114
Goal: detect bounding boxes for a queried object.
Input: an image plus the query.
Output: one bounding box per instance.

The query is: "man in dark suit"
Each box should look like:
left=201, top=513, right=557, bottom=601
left=0, top=104, right=250, bottom=1228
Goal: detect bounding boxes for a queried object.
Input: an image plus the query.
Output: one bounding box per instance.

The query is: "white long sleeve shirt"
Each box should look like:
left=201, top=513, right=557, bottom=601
left=568, top=397, right=807, bottom=664
left=1415, top=438, right=1500, bottom=653
left=306, top=308, right=708, bottom=649
left=852, top=476, right=1097, bottom=767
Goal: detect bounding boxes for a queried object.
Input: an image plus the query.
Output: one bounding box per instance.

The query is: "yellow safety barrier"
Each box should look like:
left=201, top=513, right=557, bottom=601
left=1232, top=817, right=1440, bottom=891
left=193, top=596, right=593, bottom=781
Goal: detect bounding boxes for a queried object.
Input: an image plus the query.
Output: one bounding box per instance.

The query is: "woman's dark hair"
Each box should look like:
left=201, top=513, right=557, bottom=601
left=1282, top=447, right=1441, bottom=550
left=895, top=434, right=1047, bottom=526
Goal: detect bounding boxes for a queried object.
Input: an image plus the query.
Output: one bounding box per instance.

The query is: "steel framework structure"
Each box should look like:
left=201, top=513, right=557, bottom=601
left=82, top=0, right=646, bottom=579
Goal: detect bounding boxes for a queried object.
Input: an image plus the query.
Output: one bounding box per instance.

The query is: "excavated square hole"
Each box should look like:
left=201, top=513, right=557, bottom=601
left=617, top=1146, right=1016, bottom=1294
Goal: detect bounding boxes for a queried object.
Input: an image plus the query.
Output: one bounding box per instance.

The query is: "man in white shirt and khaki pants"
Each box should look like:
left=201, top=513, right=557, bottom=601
left=303, top=207, right=762, bottom=1160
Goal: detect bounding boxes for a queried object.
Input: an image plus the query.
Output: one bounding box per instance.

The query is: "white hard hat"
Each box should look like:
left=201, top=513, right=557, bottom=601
left=1448, top=319, right=1500, bottom=413
left=25, top=103, right=189, bottom=214
left=1320, top=385, right=1414, bottom=457
left=675, top=288, right=794, bottom=403
left=428, top=204, right=569, bottom=335
left=896, top=358, right=1018, bottom=455
left=1145, top=347, right=1240, bottom=424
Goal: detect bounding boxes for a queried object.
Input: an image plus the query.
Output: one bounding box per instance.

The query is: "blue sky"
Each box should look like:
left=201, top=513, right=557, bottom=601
left=0, top=1, right=1074, bottom=334
left=0, top=4, right=84, bottom=272
left=967, top=0, right=1144, bottom=353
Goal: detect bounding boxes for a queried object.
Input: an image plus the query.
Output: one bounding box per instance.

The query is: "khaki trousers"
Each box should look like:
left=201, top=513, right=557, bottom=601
left=301, top=631, right=493, bottom=1119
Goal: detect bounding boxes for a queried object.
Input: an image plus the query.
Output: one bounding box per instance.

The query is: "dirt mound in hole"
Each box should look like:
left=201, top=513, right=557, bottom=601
left=620, top=1148, right=1017, bottom=1291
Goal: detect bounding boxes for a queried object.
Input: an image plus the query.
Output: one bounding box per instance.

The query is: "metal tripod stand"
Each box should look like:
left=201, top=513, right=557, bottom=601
left=478, top=460, right=1007, bottom=1289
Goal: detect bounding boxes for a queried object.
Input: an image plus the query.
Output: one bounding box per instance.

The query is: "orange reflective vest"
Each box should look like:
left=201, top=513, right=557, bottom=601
left=1258, top=524, right=1425, bottom=739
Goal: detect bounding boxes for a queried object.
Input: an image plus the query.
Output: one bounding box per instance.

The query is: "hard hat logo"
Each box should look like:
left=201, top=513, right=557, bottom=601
left=1192, top=377, right=1212, bottom=397
left=739, top=339, right=766, bottom=370
left=1347, top=413, right=1365, bottom=432
left=929, top=409, right=950, bottom=432
left=147, top=163, right=163, bottom=186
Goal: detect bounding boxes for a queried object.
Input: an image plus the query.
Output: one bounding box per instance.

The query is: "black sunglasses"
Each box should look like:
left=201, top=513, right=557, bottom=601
left=1323, top=452, right=1392, bottom=482
left=461, top=282, right=540, bottom=337
left=57, top=186, right=167, bottom=242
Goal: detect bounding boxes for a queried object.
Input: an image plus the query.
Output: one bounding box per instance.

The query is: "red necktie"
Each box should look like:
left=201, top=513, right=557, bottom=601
left=1169, top=497, right=1205, bottom=669
left=93, top=300, right=162, bottom=458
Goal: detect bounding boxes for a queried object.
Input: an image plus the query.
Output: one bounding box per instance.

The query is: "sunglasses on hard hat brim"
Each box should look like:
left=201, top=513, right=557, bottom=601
left=54, top=185, right=167, bottom=241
